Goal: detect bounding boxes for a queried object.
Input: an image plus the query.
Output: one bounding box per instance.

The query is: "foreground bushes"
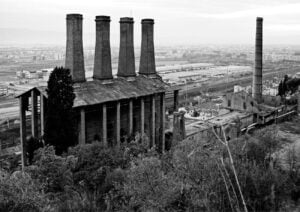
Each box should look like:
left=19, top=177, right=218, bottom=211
left=0, top=127, right=299, bottom=211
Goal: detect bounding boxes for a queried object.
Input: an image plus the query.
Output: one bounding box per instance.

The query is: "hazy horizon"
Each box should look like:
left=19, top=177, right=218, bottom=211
left=1, top=0, right=300, bottom=46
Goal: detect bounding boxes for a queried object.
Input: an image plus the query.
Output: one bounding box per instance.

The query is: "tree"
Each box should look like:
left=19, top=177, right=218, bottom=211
left=282, top=75, right=289, bottom=95
left=44, top=67, right=76, bottom=154
left=278, top=80, right=284, bottom=96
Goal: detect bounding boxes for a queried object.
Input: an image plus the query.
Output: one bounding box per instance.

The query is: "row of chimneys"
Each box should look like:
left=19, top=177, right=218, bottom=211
left=65, top=14, right=156, bottom=83
left=66, top=13, right=264, bottom=103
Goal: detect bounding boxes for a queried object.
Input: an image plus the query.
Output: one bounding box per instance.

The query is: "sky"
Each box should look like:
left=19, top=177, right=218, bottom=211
left=1, top=0, right=300, bottom=46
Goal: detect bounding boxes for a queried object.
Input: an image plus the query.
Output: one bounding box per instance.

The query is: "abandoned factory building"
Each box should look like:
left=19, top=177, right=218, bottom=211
left=17, top=14, right=179, bottom=154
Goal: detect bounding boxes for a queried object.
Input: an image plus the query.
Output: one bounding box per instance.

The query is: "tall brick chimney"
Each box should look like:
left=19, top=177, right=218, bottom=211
left=139, top=19, right=156, bottom=76
left=252, top=17, right=263, bottom=103
left=65, top=14, right=86, bottom=82
left=117, top=17, right=136, bottom=77
left=93, top=16, right=113, bottom=80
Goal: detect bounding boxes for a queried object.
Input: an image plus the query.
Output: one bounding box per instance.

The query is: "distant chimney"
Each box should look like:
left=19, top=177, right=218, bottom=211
left=65, top=14, right=86, bottom=82
left=139, top=19, right=156, bottom=76
left=252, top=17, right=263, bottom=103
left=93, top=16, right=113, bottom=80
left=117, top=17, right=136, bottom=77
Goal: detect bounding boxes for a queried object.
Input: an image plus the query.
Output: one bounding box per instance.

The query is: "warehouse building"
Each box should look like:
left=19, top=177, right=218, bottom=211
left=17, top=14, right=179, bottom=166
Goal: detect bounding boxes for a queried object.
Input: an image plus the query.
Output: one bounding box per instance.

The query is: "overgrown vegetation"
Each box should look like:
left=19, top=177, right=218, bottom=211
left=1, top=125, right=299, bottom=211
left=278, top=74, right=300, bottom=96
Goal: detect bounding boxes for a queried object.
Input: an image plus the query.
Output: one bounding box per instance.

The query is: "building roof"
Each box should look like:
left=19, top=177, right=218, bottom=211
left=17, top=75, right=177, bottom=108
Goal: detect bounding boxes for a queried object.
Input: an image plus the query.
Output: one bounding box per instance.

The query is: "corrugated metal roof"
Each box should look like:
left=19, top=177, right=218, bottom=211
left=17, top=75, right=177, bottom=108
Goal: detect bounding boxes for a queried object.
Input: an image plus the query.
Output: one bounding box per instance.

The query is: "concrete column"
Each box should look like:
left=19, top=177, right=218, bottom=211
left=102, top=104, right=107, bottom=146
left=116, top=102, right=121, bottom=148
left=252, top=17, right=263, bottom=103
left=31, top=90, right=38, bottom=138
left=161, top=93, right=166, bottom=153
left=141, top=98, right=145, bottom=135
left=173, top=112, right=186, bottom=146
left=117, top=17, right=136, bottom=77
left=297, top=93, right=300, bottom=114
left=93, top=16, right=113, bottom=80
left=174, top=90, right=179, bottom=112
left=80, top=108, right=86, bottom=145
left=65, top=14, right=86, bottom=82
left=19, top=96, right=27, bottom=169
left=152, top=95, right=156, bottom=148
left=129, top=100, right=133, bottom=135
left=139, top=19, right=156, bottom=75
left=40, top=95, right=45, bottom=137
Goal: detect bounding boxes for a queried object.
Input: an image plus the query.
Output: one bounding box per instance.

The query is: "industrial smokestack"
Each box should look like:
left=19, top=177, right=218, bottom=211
left=65, top=14, right=86, bottom=83
left=252, top=17, right=263, bottom=103
left=139, top=19, right=156, bottom=76
left=117, top=17, right=136, bottom=77
left=93, top=16, right=113, bottom=80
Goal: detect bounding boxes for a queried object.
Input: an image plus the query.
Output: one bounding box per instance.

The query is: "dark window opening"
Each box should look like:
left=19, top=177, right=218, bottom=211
left=228, top=99, right=231, bottom=107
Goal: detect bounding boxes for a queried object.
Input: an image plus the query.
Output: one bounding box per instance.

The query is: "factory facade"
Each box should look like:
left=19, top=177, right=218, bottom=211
left=17, top=14, right=179, bottom=166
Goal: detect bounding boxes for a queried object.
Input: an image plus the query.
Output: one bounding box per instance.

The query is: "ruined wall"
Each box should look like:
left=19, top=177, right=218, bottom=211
left=223, top=92, right=259, bottom=113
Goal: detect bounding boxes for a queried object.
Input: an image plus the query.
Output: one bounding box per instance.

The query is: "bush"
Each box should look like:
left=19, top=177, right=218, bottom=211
left=0, top=170, right=45, bottom=212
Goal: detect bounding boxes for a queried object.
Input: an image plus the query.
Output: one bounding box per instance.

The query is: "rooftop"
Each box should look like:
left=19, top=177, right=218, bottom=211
left=17, top=75, right=176, bottom=108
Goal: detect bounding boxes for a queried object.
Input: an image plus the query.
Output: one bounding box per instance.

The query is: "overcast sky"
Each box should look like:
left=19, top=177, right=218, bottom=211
left=1, top=0, right=300, bottom=46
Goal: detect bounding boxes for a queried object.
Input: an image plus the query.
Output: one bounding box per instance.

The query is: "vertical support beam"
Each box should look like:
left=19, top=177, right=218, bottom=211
left=40, top=95, right=45, bottom=137
left=161, top=93, right=166, bottom=153
left=116, top=101, right=121, bottom=148
left=174, top=90, right=179, bottom=112
left=19, top=96, right=26, bottom=170
left=141, top=98, right=145, bottom=135
left=297, top=93, right=300, bottom=114
left=129, top=100, right=133, bottom=136
left=80, top=108, right=86, bottom=145
left=151, top=95, right=156, bottom=148
left=102, top=104, right=107, bottom=147
left=31, top=90, right=38, bottom=138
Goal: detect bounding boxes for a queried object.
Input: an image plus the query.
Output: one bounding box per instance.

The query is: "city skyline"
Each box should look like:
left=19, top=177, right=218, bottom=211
left=1, top=0, right=300, bottom=46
